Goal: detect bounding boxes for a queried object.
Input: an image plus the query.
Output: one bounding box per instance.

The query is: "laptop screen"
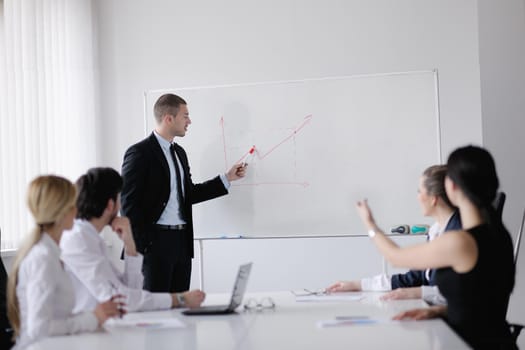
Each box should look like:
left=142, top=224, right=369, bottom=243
left=228, top=263, right=252, bottom=310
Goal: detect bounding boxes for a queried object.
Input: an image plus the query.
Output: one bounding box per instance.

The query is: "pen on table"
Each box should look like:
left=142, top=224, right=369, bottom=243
left=303, top=288, right=327, bottom=296
left=322, top=318, right=377, bottom=327
left=335, top=316, right=370, bottom=320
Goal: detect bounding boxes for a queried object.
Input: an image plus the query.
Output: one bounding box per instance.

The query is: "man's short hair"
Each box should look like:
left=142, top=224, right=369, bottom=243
left=153, top=94, right=187, bottom=124
left=76, top=167, right=123, bottom=220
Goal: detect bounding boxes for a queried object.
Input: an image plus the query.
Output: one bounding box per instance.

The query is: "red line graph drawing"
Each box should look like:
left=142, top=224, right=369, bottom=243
left=220, top=114, right=313, bottom=187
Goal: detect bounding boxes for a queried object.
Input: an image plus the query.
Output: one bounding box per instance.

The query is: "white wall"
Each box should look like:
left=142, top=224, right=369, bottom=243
left=477, top=0, right=525, bottom=347
left=94, top=0, right=482, bottom=165
left=92, top=0, right=484, bottom=293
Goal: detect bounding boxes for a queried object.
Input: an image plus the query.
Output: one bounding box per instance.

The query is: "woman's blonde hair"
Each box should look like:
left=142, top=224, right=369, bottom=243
left=7, top=175, right=77, bottom=337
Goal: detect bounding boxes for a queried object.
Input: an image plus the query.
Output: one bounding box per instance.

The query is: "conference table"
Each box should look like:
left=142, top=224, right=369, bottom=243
left=26, top=291, right=470, bottom=350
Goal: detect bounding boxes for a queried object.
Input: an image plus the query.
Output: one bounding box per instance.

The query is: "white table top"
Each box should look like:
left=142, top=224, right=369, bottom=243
left=26, top=291, right=470, bottom=350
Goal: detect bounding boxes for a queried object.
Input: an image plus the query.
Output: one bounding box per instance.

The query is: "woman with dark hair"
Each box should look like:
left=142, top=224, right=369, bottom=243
left=356, top=145, right=516, bottom=349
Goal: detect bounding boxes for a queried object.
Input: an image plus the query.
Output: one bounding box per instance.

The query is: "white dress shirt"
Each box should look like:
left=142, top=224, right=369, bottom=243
left=360, top=217, right=453, bottom=305
left=14, top=233, right=98, bottom=349
left=60, top=219, right=172, bottom=313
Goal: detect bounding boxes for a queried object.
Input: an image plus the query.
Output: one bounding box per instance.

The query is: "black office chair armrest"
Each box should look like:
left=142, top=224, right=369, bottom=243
left=509, top=323, right=523, bottom=343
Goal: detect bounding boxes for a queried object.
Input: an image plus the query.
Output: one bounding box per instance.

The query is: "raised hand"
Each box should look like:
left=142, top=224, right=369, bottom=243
left=356, top=199, right=376, bottom=229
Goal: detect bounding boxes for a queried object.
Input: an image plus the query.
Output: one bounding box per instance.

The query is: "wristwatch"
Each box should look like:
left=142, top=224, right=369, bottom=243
left=176, top=293, right=186, bottom=307
left=368, top=229, right=376, bottom=238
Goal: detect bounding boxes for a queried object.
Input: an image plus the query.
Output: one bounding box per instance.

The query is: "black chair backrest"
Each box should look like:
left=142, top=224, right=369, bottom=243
left=507, top=208, right=525, bottom=344
left=0, top=227, right=8, bottom=327
left=1, top=227, right=14, bottom=348
left=493, top=191, right=506, bottom=220
left=515, top=207, right=524, bottom=266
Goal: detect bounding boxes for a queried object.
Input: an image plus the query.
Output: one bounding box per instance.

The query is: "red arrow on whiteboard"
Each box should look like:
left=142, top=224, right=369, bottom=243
left=230, top=114, right=313, bottom=165
left=220, top=114, right=313, bottom=187
left=257, top=114, right=313, bottom=161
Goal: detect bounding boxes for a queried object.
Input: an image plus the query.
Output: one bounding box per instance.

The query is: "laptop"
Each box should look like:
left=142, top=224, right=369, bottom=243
left=182, top=262, right=252, bottom=315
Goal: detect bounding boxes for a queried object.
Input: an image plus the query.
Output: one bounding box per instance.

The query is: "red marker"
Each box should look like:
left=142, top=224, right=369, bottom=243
left=243, top=146, right=256, bottom=166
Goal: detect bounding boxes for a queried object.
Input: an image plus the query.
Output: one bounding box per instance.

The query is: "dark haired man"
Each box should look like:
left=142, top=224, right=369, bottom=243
left=61, top=167, right=205, bottom=313
left=121, top=94, right=247, bottom=293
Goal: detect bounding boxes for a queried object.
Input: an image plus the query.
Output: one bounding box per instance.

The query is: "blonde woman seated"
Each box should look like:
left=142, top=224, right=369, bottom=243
left=327, top=165, right=460, bottom=304
left=7, top=175, right=122, bottom=349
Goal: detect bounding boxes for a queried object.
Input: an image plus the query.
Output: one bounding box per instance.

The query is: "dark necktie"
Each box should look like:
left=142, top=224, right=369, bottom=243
left=169, top=143, right=186, bottom=219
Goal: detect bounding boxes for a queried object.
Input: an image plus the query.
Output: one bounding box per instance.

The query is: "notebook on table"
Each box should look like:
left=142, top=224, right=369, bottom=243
left=182, top=262, right=252, bottom=315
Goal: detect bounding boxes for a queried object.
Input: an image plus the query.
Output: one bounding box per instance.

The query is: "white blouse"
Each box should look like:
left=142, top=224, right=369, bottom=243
left=14, top=233, right=98, bottom=349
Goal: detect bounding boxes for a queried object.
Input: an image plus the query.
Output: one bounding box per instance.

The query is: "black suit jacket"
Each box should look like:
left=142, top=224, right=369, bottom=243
left=391, top=210, right=462, bottom=289
left=121, top=133, right=228, bottom=257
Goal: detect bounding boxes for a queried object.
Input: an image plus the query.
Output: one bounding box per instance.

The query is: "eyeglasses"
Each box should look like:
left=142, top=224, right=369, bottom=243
left=291, top=289, right=327, bottom=297
left=243, top=297, right=276, bottom=311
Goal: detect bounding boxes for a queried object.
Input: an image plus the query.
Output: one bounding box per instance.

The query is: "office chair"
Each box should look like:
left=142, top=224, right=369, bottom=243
left=514, top=207, right=524, bottom=265
left=0, top=227, right=14, bottom=349
left=491, top=195, right=523, bottom=344
left=493, top=191, right=506, bottom=220
left=508, top=207, right=525, bottom=343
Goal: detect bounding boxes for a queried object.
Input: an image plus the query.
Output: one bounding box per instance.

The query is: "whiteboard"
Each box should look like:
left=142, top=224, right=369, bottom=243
left=144, top=71, right=441, bottom=238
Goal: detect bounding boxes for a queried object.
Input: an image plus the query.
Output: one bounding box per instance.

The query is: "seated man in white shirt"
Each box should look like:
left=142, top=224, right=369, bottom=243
left=61, top=167, right=205, bottom=313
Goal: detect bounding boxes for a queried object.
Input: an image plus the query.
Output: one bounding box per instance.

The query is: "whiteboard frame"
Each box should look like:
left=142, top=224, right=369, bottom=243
left=143, top=70, right=442, bottom=289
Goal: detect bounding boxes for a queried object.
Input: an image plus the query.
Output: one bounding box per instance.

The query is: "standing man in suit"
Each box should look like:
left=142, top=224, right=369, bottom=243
left=121, top=93, right=246, bottom=293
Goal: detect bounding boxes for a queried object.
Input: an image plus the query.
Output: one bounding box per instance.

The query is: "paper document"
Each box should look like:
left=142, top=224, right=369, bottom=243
left=105, top=316, right=186, bottom=330
left=294, top=292, right=364, bottom=302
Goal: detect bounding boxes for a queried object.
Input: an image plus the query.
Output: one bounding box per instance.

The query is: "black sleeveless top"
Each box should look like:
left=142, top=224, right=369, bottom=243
left=434, top=224, right=516, bottom=349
